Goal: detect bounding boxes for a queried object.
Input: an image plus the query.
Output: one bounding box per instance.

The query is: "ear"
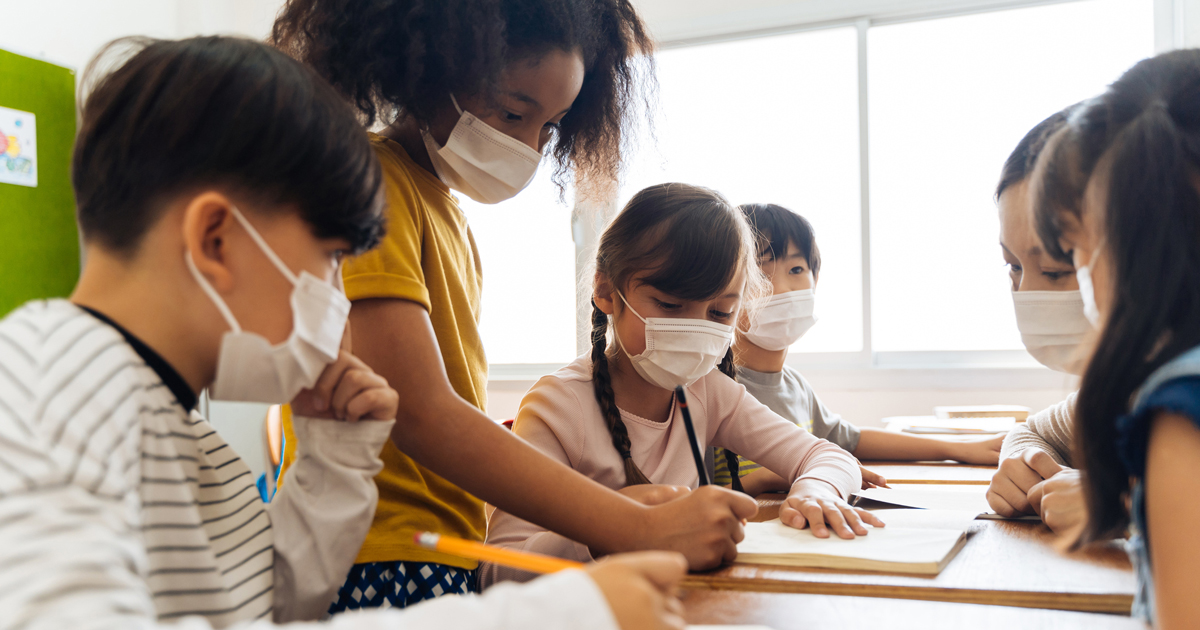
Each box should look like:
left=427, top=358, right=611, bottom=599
left=181, top=191, right=240, bottom=294
left=593, top=272, right=616, bottom=316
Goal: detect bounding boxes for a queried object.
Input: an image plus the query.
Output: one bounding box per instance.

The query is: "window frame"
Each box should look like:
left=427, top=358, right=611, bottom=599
left=488, top=0, right=1177, bottom=390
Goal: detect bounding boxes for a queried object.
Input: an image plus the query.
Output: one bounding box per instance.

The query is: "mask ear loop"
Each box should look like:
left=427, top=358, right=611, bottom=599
left=449, top=93, right=465, bottom=116
left=185, top=251, right=243, bottom=334
left=227, top=205, right=299, bottom=286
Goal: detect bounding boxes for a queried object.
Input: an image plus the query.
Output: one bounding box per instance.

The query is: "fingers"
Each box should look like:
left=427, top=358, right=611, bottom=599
left=861, top=467, right=889, bottom=489
left=986, top=485, right=1020, bottom=517
left=1026, top=480, right=1046, bottom=515
left=718, top=486, right=759, bottom=520
left=998, top=454, right=1046, bottom=493
left=987, top=472, right=1033, bottom=514
left=344, top=386, right=400, bottom=422
left=1023, top=449, right=1064, bottom=480
left=796, top=499, right=831, bottom=538
left=855, top=507, right=886, bottom=528
left=305, top=350, right=358, bottom=412
left=832, top=503, right=868, bottom=538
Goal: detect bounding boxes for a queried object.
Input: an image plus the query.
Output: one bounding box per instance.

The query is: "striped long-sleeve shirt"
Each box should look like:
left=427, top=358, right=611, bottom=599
left=0, top=300, right=622, bottom=630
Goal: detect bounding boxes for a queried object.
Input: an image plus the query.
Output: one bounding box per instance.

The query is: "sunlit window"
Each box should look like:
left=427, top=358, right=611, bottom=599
left=460, top=171, right=579, bottom=364
left=868, top=0, right=1154, bottom=352
left=620, top=27, right=864, bottom=353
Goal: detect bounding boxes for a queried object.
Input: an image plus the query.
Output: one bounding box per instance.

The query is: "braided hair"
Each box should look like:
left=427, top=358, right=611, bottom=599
left=716, top=349, right=745, bottom=493
left=590, top=183, right=767, bottom=487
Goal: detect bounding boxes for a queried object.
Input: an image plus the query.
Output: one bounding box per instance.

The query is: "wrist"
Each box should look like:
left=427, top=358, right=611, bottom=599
left=790, top=477, right=838, bottom=499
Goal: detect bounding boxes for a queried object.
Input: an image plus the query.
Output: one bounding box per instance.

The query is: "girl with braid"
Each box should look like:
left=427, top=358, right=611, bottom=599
left=480, top=183, right=880, bottom=588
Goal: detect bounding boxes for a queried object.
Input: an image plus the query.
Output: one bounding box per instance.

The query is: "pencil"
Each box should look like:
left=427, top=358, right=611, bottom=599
left=415, top=532, right=584, bottom=574
left=675, top=385, right=709, bottom=486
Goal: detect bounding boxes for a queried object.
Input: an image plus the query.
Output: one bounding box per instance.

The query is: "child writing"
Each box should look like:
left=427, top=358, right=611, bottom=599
left=0, top=35, right=689, bottom=630
left=1031, top=49, right=1200, bottom=628
left=271, top=0, right=755, bottom=609
left=720, top=203, right=1005, bottom=495
left=480, top=183, right=882, bottom=587
left=987, top=108, right=1089, bottom=533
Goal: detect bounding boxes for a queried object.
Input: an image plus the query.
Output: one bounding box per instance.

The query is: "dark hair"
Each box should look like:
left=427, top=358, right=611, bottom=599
left=74, top=36, right=384, bottom=255
left=591, top=183, right=765, bottom=488
left=1031, top=49, right=1200, bottom=542
left=739, top=203, right=822, bottom=281
left=995, top=107, right=1079, bottom=200
left=271, top=0, right=655, bottom=188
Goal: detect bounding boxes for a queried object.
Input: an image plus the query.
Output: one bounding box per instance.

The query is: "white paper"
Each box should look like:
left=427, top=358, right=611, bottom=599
left=0, top=106, right=37, bottom=188
left=737, top=517, right=966, bottom=566
left=854, top=484, right=992, bottom=515
left=900, top=416, right=1016, bottom=434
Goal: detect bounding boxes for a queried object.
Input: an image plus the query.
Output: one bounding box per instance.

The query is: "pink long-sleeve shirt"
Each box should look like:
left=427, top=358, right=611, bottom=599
left=480, top=355, right=862, bottom=588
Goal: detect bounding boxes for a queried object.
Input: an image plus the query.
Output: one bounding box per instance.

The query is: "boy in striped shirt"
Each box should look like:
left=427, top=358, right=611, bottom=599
left=0, top=36, right=685, bottom=630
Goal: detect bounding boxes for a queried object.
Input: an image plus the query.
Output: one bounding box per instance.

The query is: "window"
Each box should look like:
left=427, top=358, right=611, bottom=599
left=868, top=0, right=1155, bottom=352
left=460, top=170, right=579, bottom=364
left=472, top=0, right=1157, bottom=369
left=620, top=26, right=864, bottom=353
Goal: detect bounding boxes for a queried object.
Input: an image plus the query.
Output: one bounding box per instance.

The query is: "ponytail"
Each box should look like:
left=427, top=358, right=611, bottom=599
left=591, top=302, right=652, bottom=486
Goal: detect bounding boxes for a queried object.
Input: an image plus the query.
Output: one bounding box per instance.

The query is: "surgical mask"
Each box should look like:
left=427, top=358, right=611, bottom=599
left=741, top=289, right=817, bottom=351
left=421, top=94, right=541, bottom=204
left=186, top=206, right=350, bottom=403
left=613, top=293, right=734, bottom=390
left=1076, top=263, right=1102, bottom=329
left=1012, top=290, right=1090, bottom=374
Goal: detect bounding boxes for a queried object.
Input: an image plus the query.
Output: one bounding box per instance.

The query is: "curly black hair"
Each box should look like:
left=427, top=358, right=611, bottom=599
left=271, top=0, right=655, bottom=189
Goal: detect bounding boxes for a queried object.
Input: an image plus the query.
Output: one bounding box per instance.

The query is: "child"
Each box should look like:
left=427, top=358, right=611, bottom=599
left=721, top=204, right=1005, bottom=496
left=987, top=108, right=1088, bottom=533
left=1032, top=49, right=1200, bottom=627
left=0, top=36, right=688, bottom=630
left=480, top=183, right=882, bottom=587
left=271, top=0, right=754, bottom=609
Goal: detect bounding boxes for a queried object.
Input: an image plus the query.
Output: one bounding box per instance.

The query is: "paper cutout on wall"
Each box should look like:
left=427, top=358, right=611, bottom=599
left=0, top=105, right=37, bottom=187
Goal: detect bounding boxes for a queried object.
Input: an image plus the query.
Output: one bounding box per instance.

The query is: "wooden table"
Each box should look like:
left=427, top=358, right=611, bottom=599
left=683, top=466, right=1135, bottom=614
left=684, top=590, right=1144, bottom=629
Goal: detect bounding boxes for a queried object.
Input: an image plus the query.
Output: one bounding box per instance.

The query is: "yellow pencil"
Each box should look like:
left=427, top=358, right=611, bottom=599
left=415, top=531, right=584, bottom=574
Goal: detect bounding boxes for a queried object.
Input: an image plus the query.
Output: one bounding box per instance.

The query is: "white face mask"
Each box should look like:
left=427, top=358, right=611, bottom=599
left=1011, top=290, right=1090, bottom=374
left=1076, top=263, right=1102, bottom=329
left=741, top=289, right=817, bottom=351
left=421, top=94, right=542, bottom=204
left=612, top=293, right=734, bottom=390
left=187, top=206, right=351, bottom=403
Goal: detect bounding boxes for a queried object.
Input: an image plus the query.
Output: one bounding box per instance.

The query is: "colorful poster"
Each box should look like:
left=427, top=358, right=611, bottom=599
left=0, top=105, right=37, bottom=188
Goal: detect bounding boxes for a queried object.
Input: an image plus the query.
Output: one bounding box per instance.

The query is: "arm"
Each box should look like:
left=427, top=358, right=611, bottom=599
left=481, top=413, right=595, bottom=587
left=1144, top=411, right=1200, bottom=629
left=710, top=384, right=861, bottom=500
left=998, top=393, right=1076, bottom=465
left=267, top=415, right=394, bottom=622
left=350, top=299, right=754, bottom=569
left=854, top=428, right=1004, bottom=465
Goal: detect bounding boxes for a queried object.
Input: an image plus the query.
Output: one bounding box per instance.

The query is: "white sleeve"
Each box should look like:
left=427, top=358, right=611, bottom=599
left=267, top=415, right=394, bottom=622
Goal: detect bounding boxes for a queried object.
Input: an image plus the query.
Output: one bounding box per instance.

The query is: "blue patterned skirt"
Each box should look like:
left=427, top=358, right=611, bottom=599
left=329, top=561, right=478, bottom=613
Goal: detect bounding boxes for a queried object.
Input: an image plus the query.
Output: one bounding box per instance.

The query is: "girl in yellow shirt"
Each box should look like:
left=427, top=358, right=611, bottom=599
left=271, top=0, right=758, bottom=611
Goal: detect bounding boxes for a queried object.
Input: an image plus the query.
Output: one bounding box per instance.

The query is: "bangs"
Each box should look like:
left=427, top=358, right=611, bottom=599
left=741, top=203, right=821, bottom=277
left=632, top=206, right=747, bottom=301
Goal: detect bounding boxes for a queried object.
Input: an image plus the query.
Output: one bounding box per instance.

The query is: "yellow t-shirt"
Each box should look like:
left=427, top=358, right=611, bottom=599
left=280, top=133, right=487, bottom=568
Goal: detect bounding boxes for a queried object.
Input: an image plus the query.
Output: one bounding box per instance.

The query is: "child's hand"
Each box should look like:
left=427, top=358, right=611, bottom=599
left=586, top=552, right=687, bottom=630
left=638, top=485, right=757, bottom=570
left=1026, top=468, right=1084, bottom=534
left=782, top=479, right=884, bottom=539
left=291, top=350, right=399, bottom=422
left=949, top=433, right=1006, bottom=465
left=860, top=466, right=889, bottom=489
left=986, top=448, right=1063, bottom=516
left=619, top=484, right=691, bottom=507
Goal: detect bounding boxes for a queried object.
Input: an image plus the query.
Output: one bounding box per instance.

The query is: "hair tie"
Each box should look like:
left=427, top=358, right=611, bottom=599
left=619, top=449, right=632, bottom=459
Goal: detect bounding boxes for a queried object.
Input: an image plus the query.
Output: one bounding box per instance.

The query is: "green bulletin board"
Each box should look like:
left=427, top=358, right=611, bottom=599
left=0, top=48, right=78, bottom=316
